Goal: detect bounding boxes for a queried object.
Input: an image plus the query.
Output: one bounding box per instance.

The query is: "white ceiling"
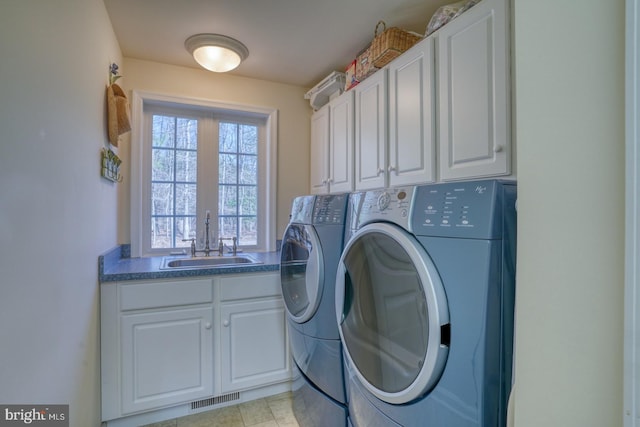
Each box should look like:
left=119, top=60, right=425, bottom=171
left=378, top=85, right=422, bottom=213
left=103, top=0, right=451, bottom=89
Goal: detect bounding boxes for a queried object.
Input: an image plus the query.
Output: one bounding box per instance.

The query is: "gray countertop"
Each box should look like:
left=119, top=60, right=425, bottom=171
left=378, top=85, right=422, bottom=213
left=99, top=245, right=281, bottom=283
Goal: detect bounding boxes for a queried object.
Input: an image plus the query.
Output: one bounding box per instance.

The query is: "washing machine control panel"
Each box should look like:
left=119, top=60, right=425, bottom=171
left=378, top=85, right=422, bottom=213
left=356, top=187, right=415, bottom=229
left=313, top=193, right=348, bottom=225
left=411, top=180, right=516, bottom=239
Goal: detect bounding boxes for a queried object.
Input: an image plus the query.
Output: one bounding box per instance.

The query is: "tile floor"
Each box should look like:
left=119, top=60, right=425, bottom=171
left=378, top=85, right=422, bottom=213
left=142, top=392, right=300, bottom=427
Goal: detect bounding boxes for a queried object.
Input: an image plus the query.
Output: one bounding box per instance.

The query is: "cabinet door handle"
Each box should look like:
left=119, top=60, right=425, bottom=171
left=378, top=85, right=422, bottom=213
left=494, top=145, right=504, bottom=153
left=223, top=320, right=230, bottom=327
left=388, top=165, right=396, bottom=172
left=377, top=168, right=384, bottom=176
left=205, top=322, right=212, bottom=330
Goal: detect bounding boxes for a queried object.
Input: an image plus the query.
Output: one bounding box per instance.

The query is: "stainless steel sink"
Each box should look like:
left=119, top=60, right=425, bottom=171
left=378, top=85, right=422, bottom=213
left=160, top=255, right=262, bottom=269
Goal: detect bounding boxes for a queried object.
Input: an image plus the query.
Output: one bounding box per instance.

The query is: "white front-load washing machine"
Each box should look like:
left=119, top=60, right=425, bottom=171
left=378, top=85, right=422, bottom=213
left=336, top=180, right=517, bottom=427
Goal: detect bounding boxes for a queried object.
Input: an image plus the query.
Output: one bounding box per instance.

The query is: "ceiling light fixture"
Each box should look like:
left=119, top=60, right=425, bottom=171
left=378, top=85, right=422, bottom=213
left=185, top=33, right=249, bottom=73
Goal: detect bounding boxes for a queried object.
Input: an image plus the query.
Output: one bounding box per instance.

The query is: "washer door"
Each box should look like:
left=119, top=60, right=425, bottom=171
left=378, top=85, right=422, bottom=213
left=280, top=223, right=324, bottom=323
left=335, top=222, right=450, bottom=404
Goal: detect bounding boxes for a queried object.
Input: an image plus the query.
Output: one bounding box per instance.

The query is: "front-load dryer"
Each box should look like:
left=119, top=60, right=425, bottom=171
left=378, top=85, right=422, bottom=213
left=335, top=180, right=517, bottom=427
left=280, top=193, right=349, bottom=426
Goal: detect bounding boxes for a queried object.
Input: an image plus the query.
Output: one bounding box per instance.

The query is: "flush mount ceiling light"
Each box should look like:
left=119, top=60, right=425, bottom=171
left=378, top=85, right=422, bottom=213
left=185, top=33, right=249, bottom=73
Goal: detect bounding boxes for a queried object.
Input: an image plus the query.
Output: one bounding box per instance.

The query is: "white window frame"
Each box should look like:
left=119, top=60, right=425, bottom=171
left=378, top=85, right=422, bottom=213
left=626, top=1, right=640, bottom=425
left=130, top=91, right=278, bottom=257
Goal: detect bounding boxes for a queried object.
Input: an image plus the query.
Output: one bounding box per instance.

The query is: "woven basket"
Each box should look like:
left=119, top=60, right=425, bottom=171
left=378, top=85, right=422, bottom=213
left=369, top=21, right=423, bottom=68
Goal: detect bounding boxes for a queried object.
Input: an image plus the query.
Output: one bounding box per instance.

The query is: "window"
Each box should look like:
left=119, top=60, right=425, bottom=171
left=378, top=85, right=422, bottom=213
left=130, top=93, right=277, bottom=257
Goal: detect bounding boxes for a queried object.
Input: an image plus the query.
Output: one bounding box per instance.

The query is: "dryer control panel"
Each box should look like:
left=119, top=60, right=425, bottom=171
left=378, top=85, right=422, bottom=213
left=356, top=187, right=415, bottom=229
left=289, top=195, right=315, bottom=224
left=313, top=193, right=348, bottom=225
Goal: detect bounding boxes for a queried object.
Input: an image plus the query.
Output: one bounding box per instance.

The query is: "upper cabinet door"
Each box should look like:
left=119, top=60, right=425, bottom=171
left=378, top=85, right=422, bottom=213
left=355, top=70, right=388, bottom=191
left=329, top=91, right=355, bottom=193
left=310, top=105, right=330, bottom=194
left=437, top=0, right=510, bottom=181
left=388, top=38, right=436, bottom=187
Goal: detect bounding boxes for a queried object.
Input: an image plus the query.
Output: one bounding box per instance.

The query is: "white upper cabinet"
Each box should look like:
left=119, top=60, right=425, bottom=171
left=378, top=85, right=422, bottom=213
left=310, top=0, right=511, bottom=188
left=388, top=38, right=436, bottom=186
left=354, top=69, right=388, bottom=190
left=310, top=92, right=354, bottom=194
left=328, top=91, right=355, bottom=193
left=310, top=105, right=330, bottom=194
left=355, top=39, right=436, bottom=191
left=436, top=0, right=510, bottom=181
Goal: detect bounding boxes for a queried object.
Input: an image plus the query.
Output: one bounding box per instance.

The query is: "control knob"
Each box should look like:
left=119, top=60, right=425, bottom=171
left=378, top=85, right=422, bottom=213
left=377, top=192, right=391, bottom=211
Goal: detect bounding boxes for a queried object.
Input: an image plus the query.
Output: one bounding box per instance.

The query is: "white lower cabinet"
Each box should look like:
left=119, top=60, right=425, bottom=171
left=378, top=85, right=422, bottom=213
left=219, top=273, right=290, bottom=393
left=101, top=272, right=290, bottom=423
left=220, top=299, right=288, bottom=392
left=120, top=306, right=214, bottom=414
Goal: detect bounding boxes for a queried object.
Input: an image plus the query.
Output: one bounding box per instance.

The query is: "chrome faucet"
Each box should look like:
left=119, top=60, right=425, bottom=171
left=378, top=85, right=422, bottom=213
left=203, top=211, right=212, bottom=256
left=218, top=237, right=237, bottom=256
left=182, top=211, right=215, bottom=257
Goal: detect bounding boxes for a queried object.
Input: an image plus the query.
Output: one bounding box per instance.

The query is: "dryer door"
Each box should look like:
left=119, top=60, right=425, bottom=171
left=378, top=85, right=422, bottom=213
left=280, top=223, right=324, bottom=323
left=335, top=222, right=450, bottom=405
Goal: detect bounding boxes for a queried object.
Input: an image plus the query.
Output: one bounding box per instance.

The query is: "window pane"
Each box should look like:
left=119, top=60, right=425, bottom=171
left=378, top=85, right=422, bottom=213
left=151, top=183, right=173, bottom=215
left=151, top=217, right=172, bottom=248
left=152, top=115, right=175, bottom=148
left=150, top=113, right=199, bottom=249
left=219, top=185, right=237, bottom=215
left=239, top=186, right=257, bottom=216
left=152, top=149, right=174, bottom=181
left=176, top=118, right=198, bottom=149
left=176, top=150, right=197, bottom=182
left=239, top=218, right=257, bottom=246
left=239, top=155, right=257, bottom=184
left=219, top=122, right=237, bottom=152
left=175, top=217, right=197, bottom=246
left=219, top=154, right=237, bottom=184
left=219, top=216, right=237, bottom=239
left=175, top=184, right=197, bottom=215
left=239, top=124, right=257, bottom=154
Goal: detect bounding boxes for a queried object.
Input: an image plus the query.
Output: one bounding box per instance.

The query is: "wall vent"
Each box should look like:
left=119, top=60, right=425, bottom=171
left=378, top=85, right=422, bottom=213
left=190, top=392, right=240, bottom=411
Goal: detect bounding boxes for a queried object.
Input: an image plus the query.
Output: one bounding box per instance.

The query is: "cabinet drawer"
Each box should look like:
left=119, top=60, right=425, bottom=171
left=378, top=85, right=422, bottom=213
left=119, top=278, right=213, bottom=311
left=220, top=273, right=281, bottom=301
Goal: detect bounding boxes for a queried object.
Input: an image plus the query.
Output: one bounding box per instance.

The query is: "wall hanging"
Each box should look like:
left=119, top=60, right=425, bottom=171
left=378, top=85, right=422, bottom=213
left=106, top=63, right=131, bottom=147
left=101, top=147, right=122, bottom=182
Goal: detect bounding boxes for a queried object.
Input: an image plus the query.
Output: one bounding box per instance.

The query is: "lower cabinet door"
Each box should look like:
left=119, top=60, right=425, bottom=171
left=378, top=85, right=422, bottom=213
left=120, top=306, right=214, bottom=414
left=220, top=299, right=290, bottom=392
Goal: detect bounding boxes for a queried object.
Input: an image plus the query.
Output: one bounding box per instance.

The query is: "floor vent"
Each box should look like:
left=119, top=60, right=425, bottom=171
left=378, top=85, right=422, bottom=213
left=191, top=392, right=240, bottom=410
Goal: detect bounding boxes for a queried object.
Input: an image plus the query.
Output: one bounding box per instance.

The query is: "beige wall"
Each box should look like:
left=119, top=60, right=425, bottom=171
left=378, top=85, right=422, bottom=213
left=0, top=0, right=121, bottom=425
left=119, top=58, right=311, bottom=245
left=512, top=1, right=625, bottom=426
left=0, top=1, right=629, bottom=426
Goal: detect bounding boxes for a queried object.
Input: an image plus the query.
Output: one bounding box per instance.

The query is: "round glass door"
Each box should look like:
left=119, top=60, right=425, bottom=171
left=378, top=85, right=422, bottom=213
left=280, top=223, right=323, bottom=323
left=335, top=222, right=450, bottom=404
